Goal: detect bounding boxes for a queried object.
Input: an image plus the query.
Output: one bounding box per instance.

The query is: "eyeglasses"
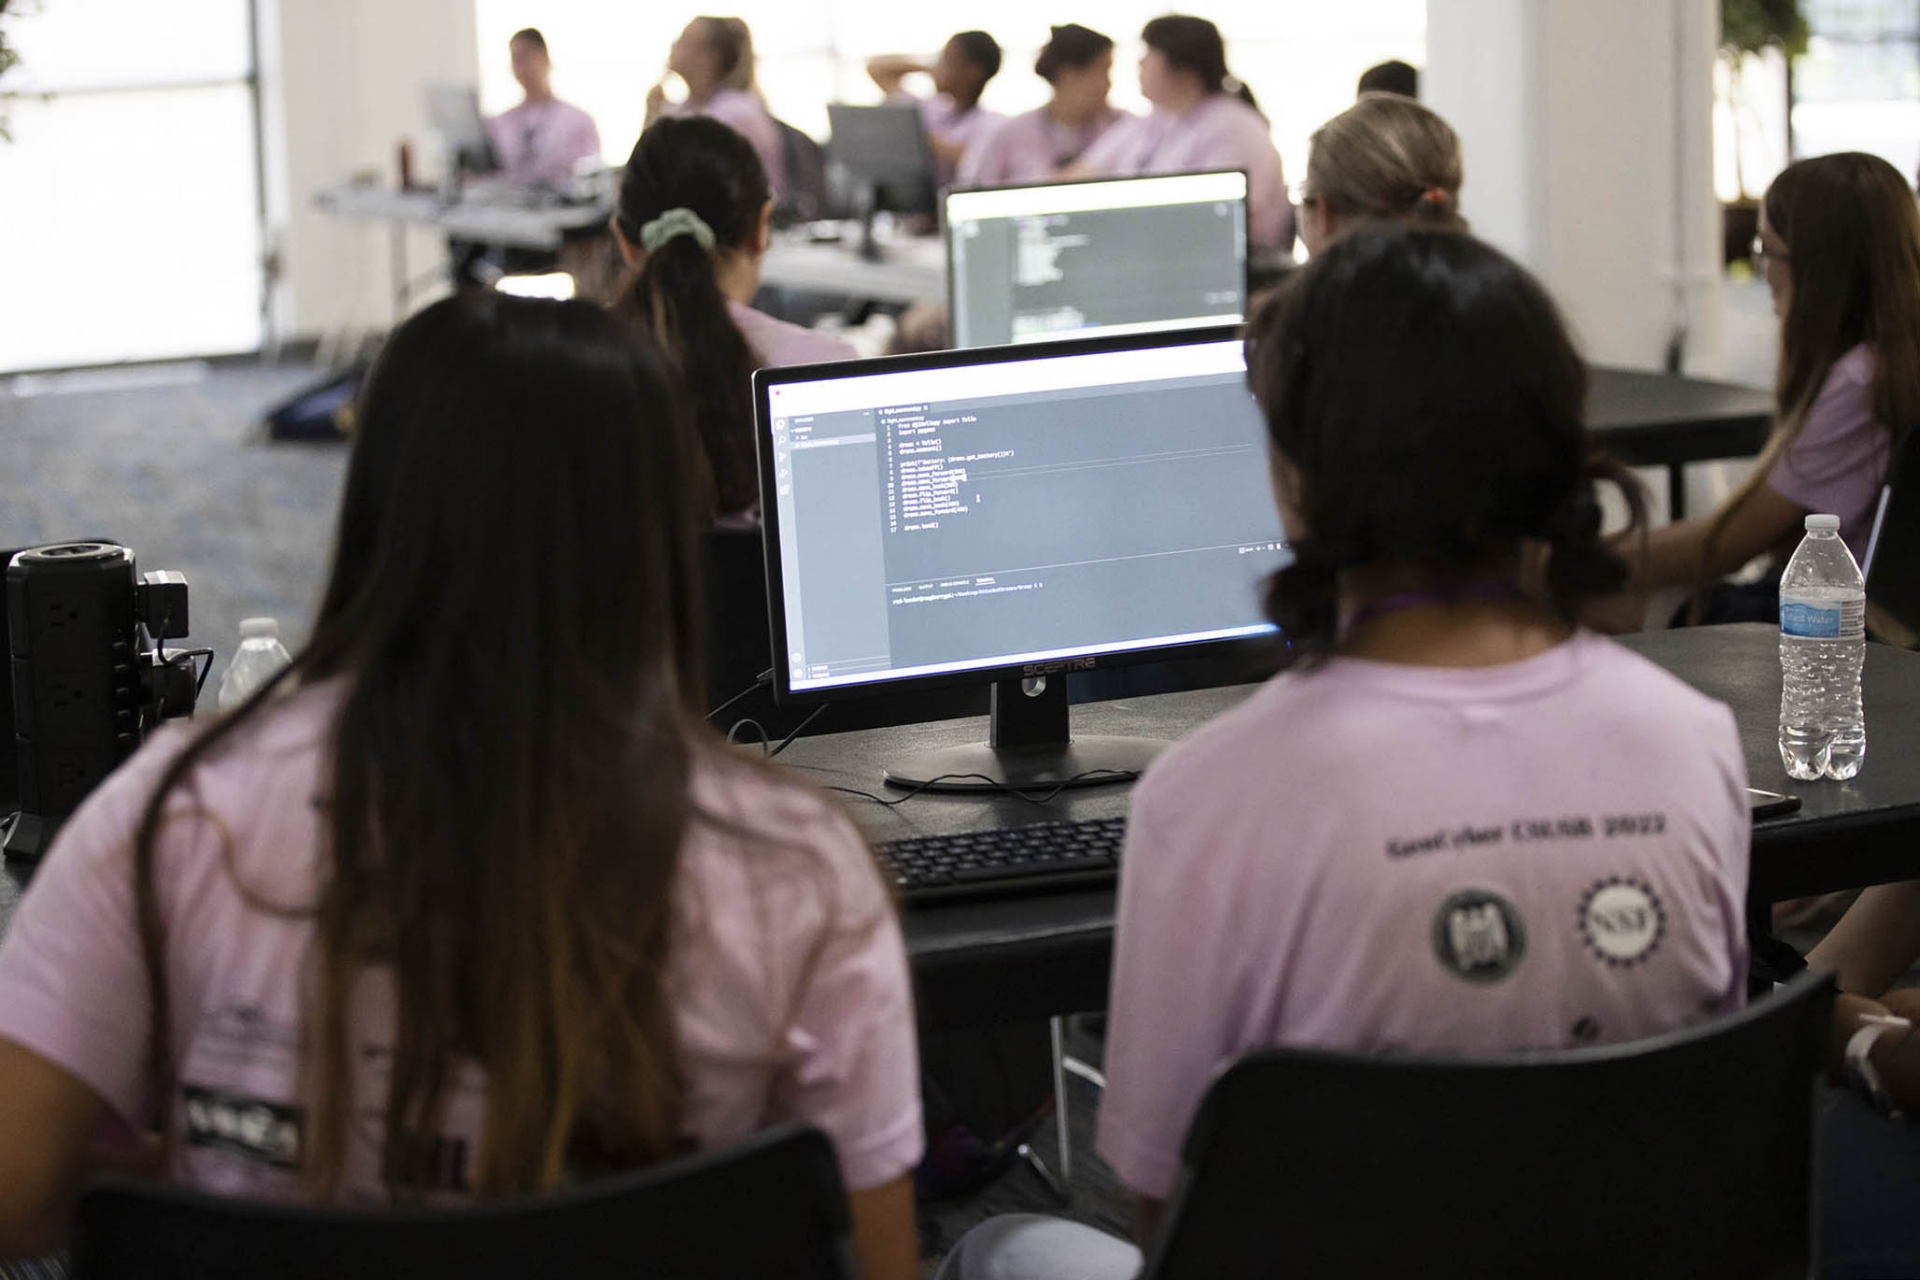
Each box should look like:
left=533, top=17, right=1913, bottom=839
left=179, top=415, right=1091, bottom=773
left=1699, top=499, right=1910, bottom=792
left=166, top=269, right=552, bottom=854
left=1752, top=236, right=1789, bottom=267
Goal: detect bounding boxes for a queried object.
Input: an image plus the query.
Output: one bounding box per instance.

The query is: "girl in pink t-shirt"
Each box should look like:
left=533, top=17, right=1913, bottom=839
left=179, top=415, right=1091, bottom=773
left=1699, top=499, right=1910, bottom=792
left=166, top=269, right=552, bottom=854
left=611, top=116, right=856, bottom=526
left=1074, top=15, right=1293, bottom=253
left=936, top=227, right=1750, bottom=1279
left=957, top=25, right=1129, bottom=189
left=646, top=17, right=788, bottom=196
left=1622, top=153, right=1920, bottom=619
left=0, top=296, right=921, bottom=1278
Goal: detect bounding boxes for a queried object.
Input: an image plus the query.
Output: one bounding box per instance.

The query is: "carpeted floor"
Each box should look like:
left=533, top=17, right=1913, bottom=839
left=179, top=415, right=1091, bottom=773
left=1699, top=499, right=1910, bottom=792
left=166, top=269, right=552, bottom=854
left=0, top=360, right=1129, bottom=1277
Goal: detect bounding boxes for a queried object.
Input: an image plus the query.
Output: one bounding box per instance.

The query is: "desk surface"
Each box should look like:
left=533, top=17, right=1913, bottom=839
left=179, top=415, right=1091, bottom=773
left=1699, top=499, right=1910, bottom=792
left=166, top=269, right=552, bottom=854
left=10, top=630, right=1905, bottom=1028
left=776, top=624, right=1920, bottom=1026
left=760, top=232, right=948, bottom=305
left=315, top=185, right=613, bottom=252
left=1586, top=368, right=1774, bottom=468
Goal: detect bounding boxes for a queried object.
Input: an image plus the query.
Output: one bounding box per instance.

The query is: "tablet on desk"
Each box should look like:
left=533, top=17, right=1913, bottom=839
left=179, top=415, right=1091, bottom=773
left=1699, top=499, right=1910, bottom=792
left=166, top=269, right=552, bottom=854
left=1750, top=788, right=1802, bottom=820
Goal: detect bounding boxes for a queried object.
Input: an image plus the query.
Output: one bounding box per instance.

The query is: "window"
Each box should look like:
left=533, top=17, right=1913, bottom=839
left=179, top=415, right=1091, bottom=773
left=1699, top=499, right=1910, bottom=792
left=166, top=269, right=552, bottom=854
left=1793, top=0, right=1920, bottom=179
left=0, top=0, right=264, bottom=372
left=471, top=1, right=1425, bottom=189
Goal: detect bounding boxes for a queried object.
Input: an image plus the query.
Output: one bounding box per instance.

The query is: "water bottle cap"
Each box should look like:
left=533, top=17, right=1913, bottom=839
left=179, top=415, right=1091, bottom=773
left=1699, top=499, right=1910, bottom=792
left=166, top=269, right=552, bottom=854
left=1805, top=514, right=1841, bottom=532
left=239, top=617, right=280, bottom=639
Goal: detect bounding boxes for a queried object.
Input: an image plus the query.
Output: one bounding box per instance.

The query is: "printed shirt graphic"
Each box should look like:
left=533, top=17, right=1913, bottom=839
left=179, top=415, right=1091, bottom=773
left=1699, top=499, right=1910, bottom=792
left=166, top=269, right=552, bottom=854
left=1096, top=631, right=1751, bottom=1199
left=0, top=681, right=922, bottom=1202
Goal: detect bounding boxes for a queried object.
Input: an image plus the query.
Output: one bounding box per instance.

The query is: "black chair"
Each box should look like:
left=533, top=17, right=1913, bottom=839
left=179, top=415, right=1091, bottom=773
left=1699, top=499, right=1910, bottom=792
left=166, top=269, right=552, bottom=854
left=775, top=118, right=834, bottom=226
left=69, top=1124, right=857, bottom=1280
left=1142, top=972, right=1835, bottom=1280
left=1865, top=429, right=1920, bottom=647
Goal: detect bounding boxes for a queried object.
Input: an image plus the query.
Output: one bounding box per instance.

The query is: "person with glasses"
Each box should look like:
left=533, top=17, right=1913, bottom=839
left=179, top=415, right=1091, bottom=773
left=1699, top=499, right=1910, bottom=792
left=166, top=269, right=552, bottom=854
left=1611, top=152, right=1920, bottom=624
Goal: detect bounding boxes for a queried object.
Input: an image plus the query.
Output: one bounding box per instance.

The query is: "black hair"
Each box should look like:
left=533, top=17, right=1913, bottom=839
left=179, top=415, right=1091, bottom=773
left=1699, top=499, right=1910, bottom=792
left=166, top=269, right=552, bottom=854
left=952, top=30, right=1003, bottom=83
left=613, top=116, right=772, bottom=519
left=1244, top=225, right=1644, bottom=660
left=1035, top=24, right=1113, bottom=83
left=1357, top=58, right=1418, bottom=99
left=1142, top=14, right=1257, bottom=112
left=132, top=293, right=712, bottom=1195
left=510, top=27, right=548, bottom=54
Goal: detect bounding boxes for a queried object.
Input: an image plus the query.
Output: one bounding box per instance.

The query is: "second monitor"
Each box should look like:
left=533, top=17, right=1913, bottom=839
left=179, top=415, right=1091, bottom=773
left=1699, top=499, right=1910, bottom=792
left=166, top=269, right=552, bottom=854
left=946, top=170, right=1249, bottom=348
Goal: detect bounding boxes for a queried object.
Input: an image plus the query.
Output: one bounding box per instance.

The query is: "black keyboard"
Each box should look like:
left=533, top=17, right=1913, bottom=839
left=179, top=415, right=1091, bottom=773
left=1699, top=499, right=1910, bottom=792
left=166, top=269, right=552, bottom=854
left=878, top=816, right=1127, bottom=905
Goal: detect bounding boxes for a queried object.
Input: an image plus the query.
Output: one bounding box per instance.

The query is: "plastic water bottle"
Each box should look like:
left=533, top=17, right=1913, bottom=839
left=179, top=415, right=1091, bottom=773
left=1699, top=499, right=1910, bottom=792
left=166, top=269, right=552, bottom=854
left=217, top=618, right=293, bottom=712
left=1778, top=514, right=1866, bottom=781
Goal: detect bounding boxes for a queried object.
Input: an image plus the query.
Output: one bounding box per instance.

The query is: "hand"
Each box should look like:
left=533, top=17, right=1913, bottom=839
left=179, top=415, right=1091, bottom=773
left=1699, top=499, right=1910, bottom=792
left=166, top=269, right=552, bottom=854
left=1880, top=987, right=1920, bottom=1023
left=645, top=81, right=667, bottom=118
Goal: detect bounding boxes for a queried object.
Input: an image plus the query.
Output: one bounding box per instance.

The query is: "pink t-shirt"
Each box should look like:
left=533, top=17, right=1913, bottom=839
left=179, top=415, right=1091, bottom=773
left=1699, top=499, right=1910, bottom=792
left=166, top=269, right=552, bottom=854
left=486, top=97, right=602, bottom=185
left=665, top=89, right=789, bottom=197
left=0, top=681, right=922, bottom=1200
left=956, top=105, right=1130, bottom=188
left=729, top=300, right=858, bottom=369
left=902, top=94, right=1003, bottom=187
left=1767, top=343, right=1892, bottom=564
left=1078, top=94, right=1294, bottom=252
left=1096, top=631, right=1750, bottom=1199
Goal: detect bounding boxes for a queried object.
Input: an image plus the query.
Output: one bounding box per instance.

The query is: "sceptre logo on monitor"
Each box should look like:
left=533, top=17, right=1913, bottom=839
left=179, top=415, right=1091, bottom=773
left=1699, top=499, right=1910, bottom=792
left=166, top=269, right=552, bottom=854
left=1023, top=657, right=1099, bottom=677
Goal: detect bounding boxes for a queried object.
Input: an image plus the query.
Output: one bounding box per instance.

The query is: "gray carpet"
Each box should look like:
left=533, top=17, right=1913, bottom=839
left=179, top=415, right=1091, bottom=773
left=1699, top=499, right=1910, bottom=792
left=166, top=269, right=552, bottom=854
left=0, top=362, right=1130, bottom=1275
left=0, top=362, right=349, bottom=694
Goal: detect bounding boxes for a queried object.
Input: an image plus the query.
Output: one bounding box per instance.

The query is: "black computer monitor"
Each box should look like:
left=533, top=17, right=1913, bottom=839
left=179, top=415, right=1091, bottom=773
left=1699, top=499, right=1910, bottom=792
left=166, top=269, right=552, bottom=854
left=945, top=171, right=1250, bottom=348
left=826, top=103, right=938, bottom=261
left=753, top=327, right=1290, bottom=791
left=425, top=84, right=500, bottom=176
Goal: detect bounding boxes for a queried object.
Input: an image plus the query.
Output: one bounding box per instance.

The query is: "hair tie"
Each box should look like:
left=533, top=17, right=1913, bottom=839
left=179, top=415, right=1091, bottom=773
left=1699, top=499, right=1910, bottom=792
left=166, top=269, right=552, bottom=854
left=1418, top=187, right=1451, bottom=208
left=639, top=207, right=716, bottom=253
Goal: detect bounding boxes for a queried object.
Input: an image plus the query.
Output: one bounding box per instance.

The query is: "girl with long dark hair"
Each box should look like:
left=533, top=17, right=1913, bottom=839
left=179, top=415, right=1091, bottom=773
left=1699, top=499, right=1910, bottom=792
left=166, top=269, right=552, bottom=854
left=612, top=115, right=855, bottom=524
left=938, top=226, right=1751, bottom=1278
left=1622, top=152, right=1920, bottom=621
left=1075, top=14, right=1293, bottom=252
left=956, top=24, right=1128, bottom=188
left=0, top=296, right=921, bottom=1280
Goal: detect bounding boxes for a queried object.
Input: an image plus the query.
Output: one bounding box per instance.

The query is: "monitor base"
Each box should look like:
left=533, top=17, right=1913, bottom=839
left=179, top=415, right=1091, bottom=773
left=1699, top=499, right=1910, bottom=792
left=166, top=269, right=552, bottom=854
left=883, top=736, right=1164, bottom=793
left=880, top=674, right=1162, bottom=792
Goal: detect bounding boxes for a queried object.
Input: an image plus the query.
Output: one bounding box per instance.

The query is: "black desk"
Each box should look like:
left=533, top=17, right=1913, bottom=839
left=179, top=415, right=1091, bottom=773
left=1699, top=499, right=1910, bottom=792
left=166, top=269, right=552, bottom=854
left=1587, top=368, right=1774, bottom=519
left=778, top=625, right=1920, bottom=1030
left=7, top=627, right=1914, bottom=1032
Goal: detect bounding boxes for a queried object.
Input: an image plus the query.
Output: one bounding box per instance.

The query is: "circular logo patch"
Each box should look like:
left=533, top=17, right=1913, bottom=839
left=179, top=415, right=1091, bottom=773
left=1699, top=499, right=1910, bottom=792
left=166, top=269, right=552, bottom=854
left=1578, top=877, right=1666, bottom=967
left=1431, top=888, right=1527, bottom=984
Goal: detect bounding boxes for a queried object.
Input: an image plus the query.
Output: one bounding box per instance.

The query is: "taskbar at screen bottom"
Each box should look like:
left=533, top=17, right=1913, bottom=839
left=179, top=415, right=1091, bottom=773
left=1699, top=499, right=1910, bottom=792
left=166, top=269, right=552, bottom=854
left=788, top=622, right=1277, bottom=693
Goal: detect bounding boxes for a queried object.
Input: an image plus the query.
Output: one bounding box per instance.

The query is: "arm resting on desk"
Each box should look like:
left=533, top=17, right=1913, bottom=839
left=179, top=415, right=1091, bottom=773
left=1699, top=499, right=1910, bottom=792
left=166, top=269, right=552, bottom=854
left=1618, top=482, right=1805, bottom=593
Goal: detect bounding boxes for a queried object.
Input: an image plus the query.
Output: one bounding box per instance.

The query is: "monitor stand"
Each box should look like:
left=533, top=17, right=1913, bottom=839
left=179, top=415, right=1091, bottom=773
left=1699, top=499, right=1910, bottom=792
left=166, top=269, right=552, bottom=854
left=882, top=675, right=1166, bottom=793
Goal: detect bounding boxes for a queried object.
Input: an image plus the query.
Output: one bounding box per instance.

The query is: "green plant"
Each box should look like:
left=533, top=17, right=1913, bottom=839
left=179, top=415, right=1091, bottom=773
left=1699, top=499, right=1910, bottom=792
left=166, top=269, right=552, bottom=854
left=1719, top=0, right=1809, bottom=201
left=0, top=0, right=21, bottom=141
left=1722, top=0, right=1810, bottom=60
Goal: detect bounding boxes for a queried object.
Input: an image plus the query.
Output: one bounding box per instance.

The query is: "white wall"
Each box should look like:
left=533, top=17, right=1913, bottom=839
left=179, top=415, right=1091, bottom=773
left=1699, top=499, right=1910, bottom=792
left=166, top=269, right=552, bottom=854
left=260, top=0, right=480, bottom=339
left=1427, top=0, right=1724, bottom=378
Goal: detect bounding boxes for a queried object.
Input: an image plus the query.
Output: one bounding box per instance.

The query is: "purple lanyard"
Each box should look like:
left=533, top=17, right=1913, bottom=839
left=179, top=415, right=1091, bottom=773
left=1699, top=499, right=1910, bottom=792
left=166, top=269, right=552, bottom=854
left=1341, top=580, right=1526, bottom=637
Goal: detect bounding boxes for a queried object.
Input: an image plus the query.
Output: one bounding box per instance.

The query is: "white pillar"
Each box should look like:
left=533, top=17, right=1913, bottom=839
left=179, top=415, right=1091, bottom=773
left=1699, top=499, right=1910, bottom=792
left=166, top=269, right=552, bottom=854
left=259, top=0, right=482, bottom=340
left=1426, top=0, right=1724, bottom=377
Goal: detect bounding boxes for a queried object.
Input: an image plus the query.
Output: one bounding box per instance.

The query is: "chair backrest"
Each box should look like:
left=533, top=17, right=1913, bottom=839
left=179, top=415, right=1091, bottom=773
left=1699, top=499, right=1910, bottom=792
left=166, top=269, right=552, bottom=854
left=70, top=1124, right=858, bottom=1280
left=1865, top=428, right=1920, bottom=646
left=1143, top=972, right=1835, bottom=1280
left=775, top=118, right=834, bottom=225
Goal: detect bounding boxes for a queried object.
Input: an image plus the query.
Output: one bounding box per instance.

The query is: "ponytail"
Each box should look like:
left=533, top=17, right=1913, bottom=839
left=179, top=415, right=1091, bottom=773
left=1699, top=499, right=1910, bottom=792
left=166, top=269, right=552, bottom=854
left=614, top=117, right=772, bottom=519
left=1225, top=73, right=1259, bottom=114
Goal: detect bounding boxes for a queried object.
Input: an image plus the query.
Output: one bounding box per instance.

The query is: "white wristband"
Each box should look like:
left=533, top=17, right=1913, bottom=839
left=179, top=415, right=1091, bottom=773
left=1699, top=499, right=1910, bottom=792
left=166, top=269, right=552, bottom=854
left=1846, top=1014, right=1913, bottom=1119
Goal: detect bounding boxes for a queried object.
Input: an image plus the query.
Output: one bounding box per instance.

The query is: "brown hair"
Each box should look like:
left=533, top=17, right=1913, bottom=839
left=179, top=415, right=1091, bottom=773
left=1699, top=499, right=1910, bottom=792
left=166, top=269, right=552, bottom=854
left=133, top=295, right=713, bottom=1198
left=698, top=16, right=756, bottom=94
left=1142, top=15, right=1258, bottom=113
left=1304, top=94, right=1464, bottom=229
left=1708, top=152, right=1920, bottom=564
